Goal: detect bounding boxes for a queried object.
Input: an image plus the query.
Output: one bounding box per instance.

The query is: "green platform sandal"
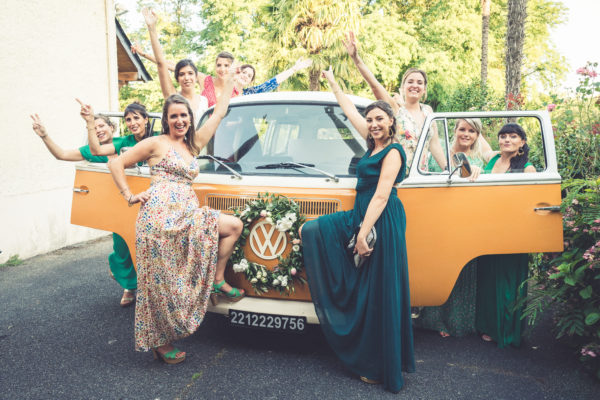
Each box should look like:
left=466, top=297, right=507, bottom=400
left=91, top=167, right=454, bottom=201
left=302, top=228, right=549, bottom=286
left=211, top=280, right=245, bottom=305
left=152, top=348, right=186, bottom=365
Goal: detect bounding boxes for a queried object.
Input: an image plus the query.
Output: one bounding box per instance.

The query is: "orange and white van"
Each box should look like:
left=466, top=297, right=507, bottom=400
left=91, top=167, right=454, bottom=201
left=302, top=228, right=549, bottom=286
left=71, top=92, right=563, bottom=332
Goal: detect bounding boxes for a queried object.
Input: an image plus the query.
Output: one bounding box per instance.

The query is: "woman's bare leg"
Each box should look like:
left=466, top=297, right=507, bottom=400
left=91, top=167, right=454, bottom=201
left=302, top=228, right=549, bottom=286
left=214, top=214, right=243, bottom=292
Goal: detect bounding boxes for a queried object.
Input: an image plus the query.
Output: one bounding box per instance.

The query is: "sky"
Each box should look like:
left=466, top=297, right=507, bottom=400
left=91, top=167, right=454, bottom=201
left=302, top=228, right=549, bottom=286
left=116, top=0, right=598, bottom=92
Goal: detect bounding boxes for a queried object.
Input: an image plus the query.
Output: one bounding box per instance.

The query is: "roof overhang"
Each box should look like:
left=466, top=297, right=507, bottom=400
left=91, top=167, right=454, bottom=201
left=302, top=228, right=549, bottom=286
left=115, top=18, right=151, bottom=84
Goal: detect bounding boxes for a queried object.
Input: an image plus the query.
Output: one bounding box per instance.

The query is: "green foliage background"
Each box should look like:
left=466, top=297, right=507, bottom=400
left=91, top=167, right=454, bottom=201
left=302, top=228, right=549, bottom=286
left=118, top=0, right=567, bottom=112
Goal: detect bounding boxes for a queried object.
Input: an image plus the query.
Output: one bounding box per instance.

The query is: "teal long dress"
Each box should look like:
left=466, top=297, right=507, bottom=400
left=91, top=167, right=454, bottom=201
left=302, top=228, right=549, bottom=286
left=474, top=155, right=532, bottom=347
left=79, top=143, right=137, bottom=291
left=301, top=143, right=415, bottom=392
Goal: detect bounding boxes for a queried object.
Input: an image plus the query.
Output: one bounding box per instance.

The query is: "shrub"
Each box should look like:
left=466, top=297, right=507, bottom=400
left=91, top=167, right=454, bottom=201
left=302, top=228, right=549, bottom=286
left=525, top=179, right=600, bottom=380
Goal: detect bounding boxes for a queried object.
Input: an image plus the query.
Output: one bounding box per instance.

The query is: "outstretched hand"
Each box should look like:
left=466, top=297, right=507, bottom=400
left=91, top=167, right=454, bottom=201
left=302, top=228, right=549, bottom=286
left=321, top=66, right=335, bottom=83
left=227, top=64, right=242, bottom=81
left=131, top=41, right=142, bottom=55
left=30, top=114, right=48, bottom=138
left=294, top=57, right=312, bottom=71
left=76, top=98, right=94, bottom=123
left=142, top=8, right=157, bottom=28
left=342, top=31, right=359, bottom=58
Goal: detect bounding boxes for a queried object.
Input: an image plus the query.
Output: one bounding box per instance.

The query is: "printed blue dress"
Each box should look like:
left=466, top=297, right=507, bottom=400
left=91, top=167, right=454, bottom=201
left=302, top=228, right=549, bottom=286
left=301, top=143, right=415, bottom=392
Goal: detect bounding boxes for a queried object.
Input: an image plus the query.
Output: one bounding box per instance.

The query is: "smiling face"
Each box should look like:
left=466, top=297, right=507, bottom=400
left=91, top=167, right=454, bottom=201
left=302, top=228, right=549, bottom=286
left=402, top=71, right=427, bottom=102
left=498, top=131, right=526, bottom=155
left=366, top=107, right=394, bottom=143
left=124, top=111, right=148, bottom=141
left=238, top=66, right=255, bottom=87
left=94, top=118, right=114, bottom=144
left=166, top=103, right=190, bottom=139
left=454, top=119, right=479, bottom=150
left=215, top=57, right=233, bottom=80
left=177, top=65, right=197, bottom=90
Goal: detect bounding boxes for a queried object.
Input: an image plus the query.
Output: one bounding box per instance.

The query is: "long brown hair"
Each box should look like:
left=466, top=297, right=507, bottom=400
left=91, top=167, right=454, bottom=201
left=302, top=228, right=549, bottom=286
left=364, top=100, right=397, bottom=151
left=161, top=94, right=200, bottom=155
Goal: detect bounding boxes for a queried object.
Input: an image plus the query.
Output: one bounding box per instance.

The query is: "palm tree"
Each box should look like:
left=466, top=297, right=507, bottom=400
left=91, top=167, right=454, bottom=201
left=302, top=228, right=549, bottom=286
left=261, top=0, right=361, bottom=90
left=505, top=0, right=527, bottom=110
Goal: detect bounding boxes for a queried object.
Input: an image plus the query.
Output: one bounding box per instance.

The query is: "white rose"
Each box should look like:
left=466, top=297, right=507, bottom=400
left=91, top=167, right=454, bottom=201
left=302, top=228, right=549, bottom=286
left=285, top=212, right=297, bottom=223
left=260, top=210, right=267, bottom=217
left=256, top=272, right=262, bottom=279
left=261, top=277, right=268, bottom=283
left=250, top=278, right=258, bottom=283
left=265, top=217, right=273, bottom=224
left=232, top=263, right=242, bottom=273
left=247, top=218, right=252, bottom=222
left=280, top=276, right=288, bottom=287
left=292, top=244, right=300, bottom=252
left=272, top=279, right=280, bottom=286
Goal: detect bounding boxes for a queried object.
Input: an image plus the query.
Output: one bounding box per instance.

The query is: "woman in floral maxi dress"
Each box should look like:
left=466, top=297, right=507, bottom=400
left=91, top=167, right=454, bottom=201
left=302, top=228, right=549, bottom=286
left=102, top=66, right=244, bottom=364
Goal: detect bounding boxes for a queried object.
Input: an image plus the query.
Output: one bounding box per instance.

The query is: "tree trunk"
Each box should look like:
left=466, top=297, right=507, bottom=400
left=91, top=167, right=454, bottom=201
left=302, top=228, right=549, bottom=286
left=481, top=0, right=490, bottom=87
left=505, top=0, right=527, bottom=110
left=309, top=69, right=321, bottom=91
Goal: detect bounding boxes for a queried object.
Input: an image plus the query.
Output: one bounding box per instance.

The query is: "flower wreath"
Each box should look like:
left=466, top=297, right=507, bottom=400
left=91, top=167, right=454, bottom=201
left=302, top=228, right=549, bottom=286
left=231, top=193, right=306, bottom=294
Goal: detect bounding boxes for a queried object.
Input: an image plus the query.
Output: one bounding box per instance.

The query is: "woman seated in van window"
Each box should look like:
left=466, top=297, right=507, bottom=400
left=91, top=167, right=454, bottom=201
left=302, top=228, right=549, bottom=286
left=428, top=118, right=493, bottom=181
left=476, top=123, right=535, bottom=347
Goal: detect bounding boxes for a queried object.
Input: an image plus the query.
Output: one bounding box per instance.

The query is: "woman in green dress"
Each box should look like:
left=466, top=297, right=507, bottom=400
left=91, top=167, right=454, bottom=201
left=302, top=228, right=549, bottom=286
left=476, top=123, right=535, bottom=347
left=300, top=69, right=414, bottom=393
left=416, top=118, right=493, bottom=336
left=31, top=111, right=137, bottom=306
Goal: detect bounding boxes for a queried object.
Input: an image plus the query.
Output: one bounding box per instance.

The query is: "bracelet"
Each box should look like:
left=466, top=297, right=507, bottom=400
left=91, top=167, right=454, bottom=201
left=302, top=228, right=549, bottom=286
left=127, top=194, right=134, bottom=207
left=39, top=134, right=48, bottom=139
left=120, top=188, right=130, bottom=195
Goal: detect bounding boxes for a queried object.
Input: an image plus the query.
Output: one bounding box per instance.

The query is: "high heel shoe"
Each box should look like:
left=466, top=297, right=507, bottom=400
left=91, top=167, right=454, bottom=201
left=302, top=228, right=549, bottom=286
left=211, top=280, right=245, bottom=305
left=152, top=347, right=186, bottom=364
left=360, top=376, right=381, bottom=384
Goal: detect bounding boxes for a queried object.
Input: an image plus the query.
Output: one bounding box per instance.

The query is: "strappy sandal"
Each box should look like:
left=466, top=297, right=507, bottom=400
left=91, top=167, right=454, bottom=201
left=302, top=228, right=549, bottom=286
left=152, top=347, right=186, bottom=364
left=360, top=376, right=381, bottom=384
left=210, top=280, right=245, bottom=305
left=120, top=289, right=136, bottom=307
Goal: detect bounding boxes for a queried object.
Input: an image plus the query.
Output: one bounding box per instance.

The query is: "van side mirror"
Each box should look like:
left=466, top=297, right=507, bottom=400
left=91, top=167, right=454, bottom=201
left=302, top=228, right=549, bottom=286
left=447, top=152, right=472, bottom=183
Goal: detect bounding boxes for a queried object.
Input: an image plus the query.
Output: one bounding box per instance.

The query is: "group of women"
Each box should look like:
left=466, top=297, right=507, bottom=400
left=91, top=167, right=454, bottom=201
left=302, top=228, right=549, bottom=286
left=31, top=18, right=536, bottom=393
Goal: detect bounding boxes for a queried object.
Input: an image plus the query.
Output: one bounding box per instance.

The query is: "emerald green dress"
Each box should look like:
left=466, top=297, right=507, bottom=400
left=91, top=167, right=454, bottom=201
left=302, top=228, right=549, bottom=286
left=474, top=155, right=532, bottom=347
left=416, top=152, right=484, bottom=336
left=79, top=143, right=137, bottom=291
left=302, top=143, right=415, bottom=392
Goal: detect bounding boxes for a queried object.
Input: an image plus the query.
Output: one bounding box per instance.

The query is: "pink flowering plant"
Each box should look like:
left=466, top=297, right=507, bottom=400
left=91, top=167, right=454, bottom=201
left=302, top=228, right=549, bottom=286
left=537, top=62, right=600, bottom=179
left=524, top=179, right=600, bottom=379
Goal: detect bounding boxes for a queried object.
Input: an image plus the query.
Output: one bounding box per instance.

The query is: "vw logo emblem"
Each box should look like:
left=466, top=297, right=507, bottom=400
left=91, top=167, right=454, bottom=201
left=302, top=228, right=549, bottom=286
left=249, top=220, right=288, bottom=260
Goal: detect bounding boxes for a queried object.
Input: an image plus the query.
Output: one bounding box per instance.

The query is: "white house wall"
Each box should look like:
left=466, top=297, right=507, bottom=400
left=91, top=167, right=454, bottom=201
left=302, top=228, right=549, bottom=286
left=0, top=0, right=118, bottom=263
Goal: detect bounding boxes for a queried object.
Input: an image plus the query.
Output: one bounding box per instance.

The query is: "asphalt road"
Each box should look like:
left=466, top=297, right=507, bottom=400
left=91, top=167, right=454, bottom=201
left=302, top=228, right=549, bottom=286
left=1, top=236, right=598, bottom=400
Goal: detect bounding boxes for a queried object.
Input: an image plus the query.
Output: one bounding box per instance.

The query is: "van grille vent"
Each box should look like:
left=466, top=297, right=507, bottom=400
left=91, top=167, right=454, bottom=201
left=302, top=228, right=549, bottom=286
left=205, top=194, right=341, bottom=217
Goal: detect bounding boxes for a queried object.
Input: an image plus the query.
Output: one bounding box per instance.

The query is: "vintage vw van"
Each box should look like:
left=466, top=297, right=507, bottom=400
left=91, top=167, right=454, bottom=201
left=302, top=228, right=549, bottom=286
left=71, top=91, right=563, bottom=332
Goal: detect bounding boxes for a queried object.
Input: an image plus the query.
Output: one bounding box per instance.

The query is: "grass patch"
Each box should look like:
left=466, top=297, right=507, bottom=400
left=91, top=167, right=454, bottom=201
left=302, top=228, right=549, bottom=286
left=1, top=255, right=24, bottom=267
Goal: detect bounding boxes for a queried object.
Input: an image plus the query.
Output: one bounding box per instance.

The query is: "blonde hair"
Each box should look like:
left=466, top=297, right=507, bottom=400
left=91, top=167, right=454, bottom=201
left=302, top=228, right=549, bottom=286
left=399, top=68, right=428, bottom=103
left=450, top=118, right=484, bottom=161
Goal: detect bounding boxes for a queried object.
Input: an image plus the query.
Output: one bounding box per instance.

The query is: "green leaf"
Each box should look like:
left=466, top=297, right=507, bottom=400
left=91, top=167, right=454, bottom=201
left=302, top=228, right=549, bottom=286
left=579, top=285, right=593, bottom=299
left=564, top=276, right=576, bottom=286
left=585, top=313, right=600, bottom=326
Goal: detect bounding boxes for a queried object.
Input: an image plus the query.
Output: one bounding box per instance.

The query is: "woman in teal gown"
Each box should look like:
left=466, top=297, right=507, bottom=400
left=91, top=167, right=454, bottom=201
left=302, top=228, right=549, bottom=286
left=476, top=123, right=535, bottom=347
left=301, top=69, right=415, bottom=393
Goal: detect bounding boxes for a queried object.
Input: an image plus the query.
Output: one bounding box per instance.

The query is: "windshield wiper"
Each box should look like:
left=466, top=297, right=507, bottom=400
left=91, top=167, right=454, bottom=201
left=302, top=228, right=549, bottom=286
left=256, top=162, right=339, bottom=183
left=197, top=155, right=242, bottom=180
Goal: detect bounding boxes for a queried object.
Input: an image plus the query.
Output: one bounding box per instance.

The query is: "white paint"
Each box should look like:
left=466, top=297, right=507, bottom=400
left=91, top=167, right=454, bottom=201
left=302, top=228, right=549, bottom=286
left=0, top=0, right=118, bottom=263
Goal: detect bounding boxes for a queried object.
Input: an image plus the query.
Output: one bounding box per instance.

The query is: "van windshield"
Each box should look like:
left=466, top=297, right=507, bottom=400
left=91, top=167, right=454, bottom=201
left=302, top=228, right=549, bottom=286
left=197, top=103, right=367, bottom=177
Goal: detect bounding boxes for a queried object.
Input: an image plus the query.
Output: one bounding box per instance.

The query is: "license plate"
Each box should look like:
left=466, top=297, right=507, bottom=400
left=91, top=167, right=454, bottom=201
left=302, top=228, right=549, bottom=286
left=228, top=309, right=307, bottom=332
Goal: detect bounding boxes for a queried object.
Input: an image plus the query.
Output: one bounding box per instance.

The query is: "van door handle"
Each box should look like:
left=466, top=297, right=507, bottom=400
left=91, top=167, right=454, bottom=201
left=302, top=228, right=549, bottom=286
left=73, top=187, right=89, bottom=194
left=533, top=206, right=560, bottom=212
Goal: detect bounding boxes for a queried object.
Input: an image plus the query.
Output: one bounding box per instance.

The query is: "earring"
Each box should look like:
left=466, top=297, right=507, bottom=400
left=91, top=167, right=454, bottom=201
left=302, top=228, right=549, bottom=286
left=517, top=146, right=524, bottom=156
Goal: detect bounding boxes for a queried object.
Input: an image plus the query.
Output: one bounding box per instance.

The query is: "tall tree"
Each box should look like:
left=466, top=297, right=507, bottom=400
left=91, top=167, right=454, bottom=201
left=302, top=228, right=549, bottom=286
left=481, top=0, right=491, bottom=87
left=260, top=0, right=361, bottom=90
left=505, top=0, right=527, bottom=110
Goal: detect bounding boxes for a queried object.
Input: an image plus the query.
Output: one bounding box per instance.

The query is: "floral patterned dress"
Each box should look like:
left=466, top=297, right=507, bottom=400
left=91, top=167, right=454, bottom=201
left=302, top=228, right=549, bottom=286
left=134, top=147, right=220, bottom=351
left=396, top=105, right=431, bottom=170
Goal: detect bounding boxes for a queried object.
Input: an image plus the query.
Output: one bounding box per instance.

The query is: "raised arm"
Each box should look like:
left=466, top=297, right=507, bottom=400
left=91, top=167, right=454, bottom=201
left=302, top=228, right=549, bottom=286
left=354, top=149, right=402, bottom=256
left=131, top=42, right=176, bottom=72
left=76, top=99, right=116, bottom=156
left=322, top=68, right=368, bottom=140
left=31, top=114, right=85, bottom=161
left=143, top=8, right=176, bottom=99
left=108, top=138, right=156, bottom=206
left=194, top=66, right=239, bottom=148
left=343, top=31, right=399, bottom=116
left=274, top=58, right=312, bottom=84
